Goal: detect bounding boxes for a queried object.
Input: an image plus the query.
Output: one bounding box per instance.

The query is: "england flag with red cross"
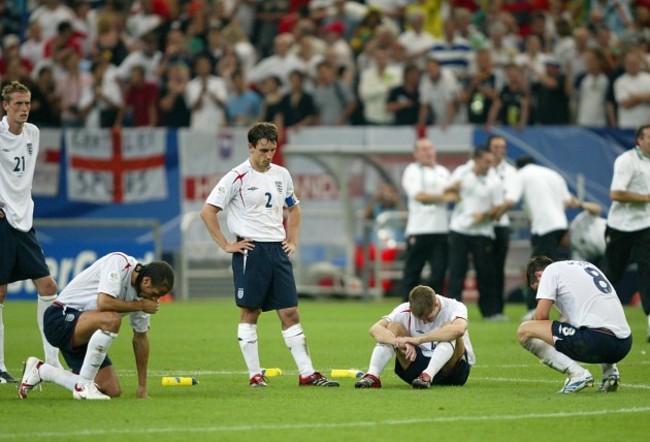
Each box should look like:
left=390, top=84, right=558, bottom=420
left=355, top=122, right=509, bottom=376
left=66, top=128, right=168, bottom=203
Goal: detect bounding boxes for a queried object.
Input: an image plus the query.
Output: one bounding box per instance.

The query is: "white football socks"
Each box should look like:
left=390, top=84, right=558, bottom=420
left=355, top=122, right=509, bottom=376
left=37, top=295, right=62, bottom=368
left=600, top=363, right=618, bottom=377
left=423, top=341, right=454, bottom=379
left=238, top=323, right=261, bottom=378
left=523, top=338, right=587, bottom=378
left=282, top=324, right=314, bottom=377
left=367, top=343, right=395, bottom=377
left=0, top=303, right=5, bottom=371
left=77, top=329, right=117, bottom=385
left=39, top=362, right=78, bottom=391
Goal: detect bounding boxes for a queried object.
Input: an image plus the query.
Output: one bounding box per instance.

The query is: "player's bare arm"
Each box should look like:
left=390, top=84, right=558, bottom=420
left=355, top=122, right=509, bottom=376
left=396, top=318, right=468, bottom=347
left=532, top=299, right=554, bottom=321
left=132, top=331, right=150, bottom=398
left=200, top=203, right=255, bottom=254
left=97, top=293, right=159, bottom=314
left=369, top=319, right=397, bottom=345
left=283, top=204, right=301, bottom=255
left=610, top=189, right=650, bottom=203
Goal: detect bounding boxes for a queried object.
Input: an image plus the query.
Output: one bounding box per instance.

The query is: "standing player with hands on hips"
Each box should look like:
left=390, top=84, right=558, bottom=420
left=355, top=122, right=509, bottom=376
left=0, top=81, right=62, bottom=383
left=18, top=253, right=174, bottom=400
left=200, top=122, right=339, bottom=388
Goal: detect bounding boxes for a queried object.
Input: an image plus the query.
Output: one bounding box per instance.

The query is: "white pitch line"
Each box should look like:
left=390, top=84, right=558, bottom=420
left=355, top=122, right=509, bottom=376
left=2, top=407, right=649, bottom=440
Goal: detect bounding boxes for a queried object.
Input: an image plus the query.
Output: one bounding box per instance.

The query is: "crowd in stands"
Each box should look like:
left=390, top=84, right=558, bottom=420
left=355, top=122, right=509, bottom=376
left=1, top=0, right=650, bottom=135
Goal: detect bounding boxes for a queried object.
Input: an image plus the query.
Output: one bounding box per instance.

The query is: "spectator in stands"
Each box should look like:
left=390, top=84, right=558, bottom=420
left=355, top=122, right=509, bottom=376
left=29, top=0, right=75, bottom=41
left=185, top=54, right=228, bottom=133
left=294, top=35, right=325, bottom=86
left=350, top=7, right=384, bottom=57
left=28, top=66, right=61, bottom=128
left=430, top=18, right=471, bottom=82
left=126, top=0, right=165, bottom=39
left=124, top=65, right=159, bottom=127
left=254, top=0, right=291, bottom=58
left=248, top=33, right=302, bottom=92
left=276, top=69, right=318, bottom=131
left=226, top=69, right=262, bottom=127
left=320, top=21, right=354, bottom=78
left=78, top=57, right=123, bottom=128
left=573, top=49, right=611, bottom=127
left=588, top=0, right=633, bottom=37
left=516, top=33, right=550, bottom=89
left=386, top=64, right=421, bottom=126
left=158, top=62, right=191, bottom=128
left=90, top=14, right=129, bottom=67
left=0, top=0, right=22, bottom=37
left=312, top=60, right=356, bottom=126
left=321, top=0, right=361, bottom=42
left=397, top=9, right=436, bottom=69
left=367, top=0, right=406, bottom=22
left=116, top=32, right=163, bottom=84
left=0, top=35, right=33, bottom=79
left=258, top=75, right=285, bottom=124
left=401, top=139, right=452, bottom=300
left=530, top=58, right=572, bottom=125
left=221, top=23, right=258, bottom=75
left=485, top=64, right=531, bottom=131
left=55, top=50, right=93, bottom=128
left=215, top=49, right=240, bottom=95
left=44, top=21, right=84, bottom=60
left=418, top=56, right=460, bottom=129
left=70, top=0, right=95, bottom=56
left=460, top=49, right=500, bottom=125
left=445, top=148, right=504, bottom=320
left=20, top=22, right=46, bottom=70
left=156, top=24, right=193, bottom=82
left=359, top=48, right=403, bottom=125
left=485, top=20, right=518, bottom=76
left=613, top=51, right=650, bottom=128
left=561, top=27, right=591, bottom=82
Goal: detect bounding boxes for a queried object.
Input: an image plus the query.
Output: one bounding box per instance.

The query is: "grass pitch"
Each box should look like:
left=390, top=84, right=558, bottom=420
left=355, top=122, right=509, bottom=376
left=2, top=298, right=649, bottom=441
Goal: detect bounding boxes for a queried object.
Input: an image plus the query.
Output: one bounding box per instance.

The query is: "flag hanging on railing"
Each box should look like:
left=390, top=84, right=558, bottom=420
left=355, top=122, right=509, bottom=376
left=66, top=128, right=168, bottom=203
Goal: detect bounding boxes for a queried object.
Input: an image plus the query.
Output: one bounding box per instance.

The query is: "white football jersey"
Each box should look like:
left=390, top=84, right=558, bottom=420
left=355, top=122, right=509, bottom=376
left=0, top=117, right=39, bottom=231
left=56, top=253, right=150, bottom=333
left=384, top=296, right=476, bottom=365
left=206, top=159, right=299, bottom=242
left=402, top=162, right=451, bottom=235
left=536, top=260, right=631, bottom=339
left=607, top=147, right=650, bottom=232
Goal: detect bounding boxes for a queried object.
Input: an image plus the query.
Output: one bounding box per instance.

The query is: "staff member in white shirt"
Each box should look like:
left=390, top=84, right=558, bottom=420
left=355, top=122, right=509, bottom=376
left=445, top=147, right=504, bottom=319
left=518, top=257, right=632, bottom=394
left=400, top=138, right=451, bottom=300
left=0, top=81, right=61, bottom=383
left=604, top=124, right=650, bottom=342
left=18, top=253, right=174, bottom=400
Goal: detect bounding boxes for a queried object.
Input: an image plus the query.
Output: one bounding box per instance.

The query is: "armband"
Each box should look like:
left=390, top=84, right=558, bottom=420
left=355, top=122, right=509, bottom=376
left=285, top=193, right=299, bottom=207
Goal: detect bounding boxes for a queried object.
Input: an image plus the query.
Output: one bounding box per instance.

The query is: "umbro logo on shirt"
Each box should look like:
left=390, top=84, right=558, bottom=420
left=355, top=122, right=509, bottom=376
left=247, top=187, right=258, bottom=191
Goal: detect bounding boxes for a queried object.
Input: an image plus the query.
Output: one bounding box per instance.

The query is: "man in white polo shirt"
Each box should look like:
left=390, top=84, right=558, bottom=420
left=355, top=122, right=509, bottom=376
left=604, top=124, right=650, bottom=342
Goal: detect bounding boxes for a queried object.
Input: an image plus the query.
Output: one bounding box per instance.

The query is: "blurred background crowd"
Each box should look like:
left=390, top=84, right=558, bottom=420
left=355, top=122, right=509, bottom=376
left=1, top=0, right=649, bottom=134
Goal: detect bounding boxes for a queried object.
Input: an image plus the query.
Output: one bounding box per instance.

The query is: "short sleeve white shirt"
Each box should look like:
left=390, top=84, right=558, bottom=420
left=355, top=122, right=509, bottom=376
left=56, top=253, right=150, bottom=333
left=0, top=117, right=39, bottom=231
left=205, top=160, right=298, bottom=242
left=384, top=296, right=475, bottom=364
left=492, top=160, right=518, bottom=227
left=607, top=148, right=650, bottom=231
left=449, top=165, right=504, bottom=238
left=536, top=261, right=631, bottom=339
left=186, top=76, right=229, bottom=131
left=510, top=164, right=571, bottom=235
left=401, top=162, right=450, bottom=235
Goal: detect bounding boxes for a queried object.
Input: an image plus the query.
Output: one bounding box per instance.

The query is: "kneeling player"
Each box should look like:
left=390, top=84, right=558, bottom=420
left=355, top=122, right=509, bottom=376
left=355, top=285, right=475, bottom=389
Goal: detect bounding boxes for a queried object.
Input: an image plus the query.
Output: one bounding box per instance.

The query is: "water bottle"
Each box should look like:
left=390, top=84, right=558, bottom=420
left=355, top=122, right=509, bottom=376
left=161, top=376, right=199, bottom=386
left=330, top=369, right=364, bottom=378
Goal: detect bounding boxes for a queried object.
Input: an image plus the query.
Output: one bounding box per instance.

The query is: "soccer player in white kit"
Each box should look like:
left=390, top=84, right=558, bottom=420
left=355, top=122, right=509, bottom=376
left=355, top=285, right=476, bottom=389
left=0, top=81, right=61, bottom=383
left=18, top=253, right=174, bottom=400
left=200, top=122, right=339, bottom=388
left=517, top=256, right=632, bottom=394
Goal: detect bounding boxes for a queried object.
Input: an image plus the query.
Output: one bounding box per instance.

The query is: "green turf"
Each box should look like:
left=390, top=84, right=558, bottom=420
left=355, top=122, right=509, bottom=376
left=2, top=298, right=649, bottom=441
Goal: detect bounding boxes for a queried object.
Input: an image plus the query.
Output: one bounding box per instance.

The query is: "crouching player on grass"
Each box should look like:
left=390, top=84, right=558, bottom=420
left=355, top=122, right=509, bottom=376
left=355, top=285, right=476, bottom=389
left=517, top=256, right=632, bottom=394
left=18, top=253, right=174, bottom=400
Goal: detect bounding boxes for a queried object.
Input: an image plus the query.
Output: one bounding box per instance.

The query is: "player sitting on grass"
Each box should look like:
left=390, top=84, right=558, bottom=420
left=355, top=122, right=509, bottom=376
left=355, top=285, right=475, bottom=389
left=18, top=253, right=174, bottom=400
left=517, top=256, right=632, bottom=394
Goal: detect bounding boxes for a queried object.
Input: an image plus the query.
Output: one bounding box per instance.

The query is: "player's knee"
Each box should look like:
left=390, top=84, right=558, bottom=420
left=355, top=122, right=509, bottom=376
left=516, top=323, right=532, bottom=345
left=0, top=285, right=7, bottom=303
left=36, top=277, right=58, bottom=298
left=102, top=382, right=122, bottom=398
left=101, top=312, right=123, bottom=333
left=386, top=322, right=408, bottom=337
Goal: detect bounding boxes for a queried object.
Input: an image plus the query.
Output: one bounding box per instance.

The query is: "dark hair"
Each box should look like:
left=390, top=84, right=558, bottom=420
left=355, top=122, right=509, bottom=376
left=486, top=135, right=506, bottom=148
left=135, top=261, right=175, bottom=292
left=525, top=256, right=554, bottom=288
left=403, top=63, right=420, bottom=77
left=472, top=146, right=491, bottom=160
left=635, top=124, right=650, bottom=141
left=516, top=155, right=536, bottom=169
left=248, top=122, right=279, bottom=146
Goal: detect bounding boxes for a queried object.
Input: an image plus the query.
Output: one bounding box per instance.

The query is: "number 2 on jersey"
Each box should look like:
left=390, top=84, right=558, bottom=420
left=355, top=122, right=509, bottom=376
left=584, top=266, right=612, bottom=294
left=264, top=192, right=272, bottom=208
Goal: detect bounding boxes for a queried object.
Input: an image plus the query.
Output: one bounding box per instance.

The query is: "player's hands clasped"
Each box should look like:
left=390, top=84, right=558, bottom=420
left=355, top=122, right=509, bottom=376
left=394, top=337, right=418, bottom=362
left=140, top=298, right=160, bottom=314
